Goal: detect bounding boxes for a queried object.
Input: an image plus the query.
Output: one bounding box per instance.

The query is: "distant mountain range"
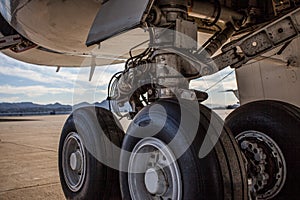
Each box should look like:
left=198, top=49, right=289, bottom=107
left=0, top=102, right=72, bottom=116
left=0, top=100, right=132, bottom=116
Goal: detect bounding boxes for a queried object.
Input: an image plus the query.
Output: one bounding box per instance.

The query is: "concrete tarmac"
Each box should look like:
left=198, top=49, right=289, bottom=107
left=0, top=115, right=67, bottom=200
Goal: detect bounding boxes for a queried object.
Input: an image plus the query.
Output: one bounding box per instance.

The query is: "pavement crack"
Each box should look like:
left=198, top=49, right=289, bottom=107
left=0, top=141, right=57, bottom=153
left=0, top=182, right=60, bottom=194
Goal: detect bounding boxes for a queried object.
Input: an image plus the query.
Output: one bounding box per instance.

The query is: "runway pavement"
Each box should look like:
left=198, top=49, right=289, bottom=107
left=0, top=115, right=67, bottom=200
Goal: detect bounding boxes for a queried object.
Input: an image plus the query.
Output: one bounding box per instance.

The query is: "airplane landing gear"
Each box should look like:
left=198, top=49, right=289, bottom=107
left=59, top=0, right=249, bottom=199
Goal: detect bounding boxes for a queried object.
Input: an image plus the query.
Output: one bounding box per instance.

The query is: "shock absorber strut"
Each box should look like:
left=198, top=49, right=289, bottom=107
left=149, top=0, right=200, bottom=99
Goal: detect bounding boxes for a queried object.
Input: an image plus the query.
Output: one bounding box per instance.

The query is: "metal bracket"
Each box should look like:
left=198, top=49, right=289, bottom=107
left=0, top=34, right=21, bottom=50
left=89, top=56, right=96, bottom=81
left=212, top=6, right=300, bottom=69
left=158, top=88, right=208, bottom=102
left=175, top=19, right=198, bottom=49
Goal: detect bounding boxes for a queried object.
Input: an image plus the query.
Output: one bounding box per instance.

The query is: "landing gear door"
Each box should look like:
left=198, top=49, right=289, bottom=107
left=86, top=0, right=152, bottom=46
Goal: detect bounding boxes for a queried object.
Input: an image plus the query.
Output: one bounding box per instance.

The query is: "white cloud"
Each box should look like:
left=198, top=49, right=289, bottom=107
left=0, top=53, right=124, bottom=104
left=0, top=85, right=73, bottom=97
left=0, top=53, right=81, bottom=84
left=74, top=64, right=122, bottom=88
left=0, top=65, right=79, bottom=85
left=0, top=96, right=21, bottom=102
left=0, top=52, right=123, bottom=88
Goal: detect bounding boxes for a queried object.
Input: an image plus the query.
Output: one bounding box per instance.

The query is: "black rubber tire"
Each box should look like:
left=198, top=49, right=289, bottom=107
left=225, top=100, right=300, bottom=200
left=58, top=106, right=124, bottom=200
left=120, top=99, right=248, bottom=200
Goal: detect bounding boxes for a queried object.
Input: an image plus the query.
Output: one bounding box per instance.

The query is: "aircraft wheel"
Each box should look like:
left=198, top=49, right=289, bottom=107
left=225, top=100, right=300, bottom=199
left=58, top=106, right=123, bottom=199
left=120, top=100, right=248, bottom=199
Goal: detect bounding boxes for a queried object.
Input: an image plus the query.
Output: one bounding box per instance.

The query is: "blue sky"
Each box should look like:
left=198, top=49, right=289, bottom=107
left=0, top=52, right=238, bottom=106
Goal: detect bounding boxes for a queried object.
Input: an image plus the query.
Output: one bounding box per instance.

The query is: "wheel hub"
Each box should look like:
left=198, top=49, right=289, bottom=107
left=144, top=168, right=167, bottom=195
left=128, top=137, right=182, bottom=200
left=236, top=131, right=286, bottom=199
left=70, top=151, right=83, bottom=171
left=62, top=132, right=86, bottom=192
left=240, top=140, right=269, bottom=192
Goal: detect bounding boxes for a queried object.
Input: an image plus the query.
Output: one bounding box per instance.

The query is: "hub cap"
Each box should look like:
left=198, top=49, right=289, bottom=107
left=62, top=132, right=86, bottom=192
left=144, top=168, right=167, bottom=195
left=128, top=137, right=182, bottom=200
left=236, top=131, right=286, bottom=199
left=70, top=151, right=83, bottom=171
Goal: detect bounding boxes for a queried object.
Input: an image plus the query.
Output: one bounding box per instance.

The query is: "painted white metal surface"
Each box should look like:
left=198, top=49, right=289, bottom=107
left=236, top=38, right=300, bottom=107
